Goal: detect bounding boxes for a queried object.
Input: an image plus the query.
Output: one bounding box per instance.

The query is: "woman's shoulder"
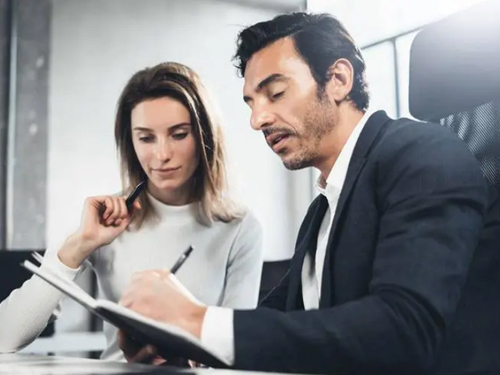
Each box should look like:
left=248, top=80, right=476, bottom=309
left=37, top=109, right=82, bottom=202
left=216, top=205, right=263, bottom=243
left=217, top=202, right=259, bottom=226
left=238, top=207, right=261, bottom=229
left=222, top=206, right=263, bottom=261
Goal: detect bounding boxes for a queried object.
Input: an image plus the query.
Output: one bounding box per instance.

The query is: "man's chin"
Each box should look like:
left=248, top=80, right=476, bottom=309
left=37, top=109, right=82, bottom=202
left=282, top=156, right=310, bottom=170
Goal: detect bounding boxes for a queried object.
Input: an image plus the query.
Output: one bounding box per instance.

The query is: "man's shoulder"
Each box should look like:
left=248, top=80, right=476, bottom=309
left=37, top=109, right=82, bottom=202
left=382, top=116, right=457, bottom=144
left=372, top=115, right=470, bottom=160
left=369, top=115, right=487, bottom=194
left=364, top=114, right=486, bottom=194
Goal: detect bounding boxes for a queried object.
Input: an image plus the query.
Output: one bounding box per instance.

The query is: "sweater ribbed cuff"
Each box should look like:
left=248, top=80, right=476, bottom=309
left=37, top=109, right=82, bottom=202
left=41, top=249, right=81, bottom=281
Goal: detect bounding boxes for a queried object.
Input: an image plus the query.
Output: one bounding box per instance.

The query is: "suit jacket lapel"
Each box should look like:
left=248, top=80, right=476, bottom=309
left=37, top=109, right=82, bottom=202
left=286, top=195, right=328, bottom=310
left=320, top=110, right=392, bottom=307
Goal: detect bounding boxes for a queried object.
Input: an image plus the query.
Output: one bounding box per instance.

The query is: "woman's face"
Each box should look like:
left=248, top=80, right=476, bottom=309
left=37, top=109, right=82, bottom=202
left=131, top=97, right=199, bottom=204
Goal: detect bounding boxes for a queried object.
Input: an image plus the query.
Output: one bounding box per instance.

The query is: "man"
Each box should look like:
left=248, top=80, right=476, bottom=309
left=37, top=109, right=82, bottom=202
left=118, top=13, right=500, bottom=375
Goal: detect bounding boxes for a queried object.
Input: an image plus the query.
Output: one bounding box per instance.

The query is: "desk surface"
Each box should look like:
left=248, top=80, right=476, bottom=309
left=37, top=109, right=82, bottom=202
left=0, top=354, right=159, bottom=375
left=19, top=332, right=107, bottom=354
left=0, top=353, right=190, bottom=375
left=0, top=354, right=291, bottom=375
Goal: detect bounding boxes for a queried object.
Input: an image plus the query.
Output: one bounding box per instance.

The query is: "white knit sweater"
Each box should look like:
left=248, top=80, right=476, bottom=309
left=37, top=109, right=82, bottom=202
left=0, top=194, right=263, bottom=360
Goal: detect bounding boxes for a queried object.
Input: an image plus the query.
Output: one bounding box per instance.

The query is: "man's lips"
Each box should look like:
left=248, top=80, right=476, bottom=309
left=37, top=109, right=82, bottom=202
left=265, top=131, right=292, bottom=146
left=264, top=130, right=293, bottom=153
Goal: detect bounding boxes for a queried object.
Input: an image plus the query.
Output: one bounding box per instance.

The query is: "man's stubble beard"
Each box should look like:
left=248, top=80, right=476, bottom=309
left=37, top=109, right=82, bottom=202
left=282, top=95, right=335, bottom=171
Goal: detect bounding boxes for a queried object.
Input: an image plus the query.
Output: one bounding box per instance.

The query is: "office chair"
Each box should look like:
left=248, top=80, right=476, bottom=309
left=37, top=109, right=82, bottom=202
left=408, top=1, right=500, bottom=373
left=0, top=250, right=54, bottom=337
left=409, top=0, right=500, bottom=195
left=259, top=259, right=290, bottom=303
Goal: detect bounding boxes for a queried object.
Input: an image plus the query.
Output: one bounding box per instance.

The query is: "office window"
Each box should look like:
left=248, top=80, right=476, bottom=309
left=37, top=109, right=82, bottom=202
left=362, top=42, right=397, bottom=118
left=396, top=31, right=418, bottom=119
left=361, top=30, right=419, bottom=119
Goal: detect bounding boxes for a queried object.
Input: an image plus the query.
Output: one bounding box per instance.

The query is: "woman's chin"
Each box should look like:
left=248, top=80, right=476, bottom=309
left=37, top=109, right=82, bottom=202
left=149, top=179, right=184, bottom=193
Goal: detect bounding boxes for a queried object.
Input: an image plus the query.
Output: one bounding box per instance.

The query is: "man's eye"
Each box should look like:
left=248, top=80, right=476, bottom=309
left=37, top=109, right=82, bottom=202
left=272, top=91, right=285, bottom=100
left=172, top=133, right=188, bottom=140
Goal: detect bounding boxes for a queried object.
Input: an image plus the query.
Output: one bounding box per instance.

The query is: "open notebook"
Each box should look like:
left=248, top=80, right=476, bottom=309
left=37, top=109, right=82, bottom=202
left=21, top=260, right=230, bottom=368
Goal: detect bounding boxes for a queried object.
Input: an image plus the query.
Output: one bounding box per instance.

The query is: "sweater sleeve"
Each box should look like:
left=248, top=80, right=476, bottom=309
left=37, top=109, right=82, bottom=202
left=219, top=212, right=264, bottom=309
left=0, top=245, right=82, bottom=352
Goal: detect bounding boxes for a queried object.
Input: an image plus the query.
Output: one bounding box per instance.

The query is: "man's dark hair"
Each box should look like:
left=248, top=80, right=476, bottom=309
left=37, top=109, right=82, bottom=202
left=234, top=12, right=370, bottom=111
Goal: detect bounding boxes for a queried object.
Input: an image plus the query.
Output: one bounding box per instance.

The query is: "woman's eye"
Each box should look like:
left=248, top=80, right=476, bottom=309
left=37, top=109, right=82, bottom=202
left=138, top=136, right=153, bottom=142
left=172, top=132, right=188, bottom=140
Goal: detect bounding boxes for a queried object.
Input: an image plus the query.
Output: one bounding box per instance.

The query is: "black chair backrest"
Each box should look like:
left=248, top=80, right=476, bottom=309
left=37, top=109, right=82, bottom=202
left=409, top=0, right=500, bottom=195
left=259, top=259, right=290, bottom=303
left=0, top=250, right=54, bottom=336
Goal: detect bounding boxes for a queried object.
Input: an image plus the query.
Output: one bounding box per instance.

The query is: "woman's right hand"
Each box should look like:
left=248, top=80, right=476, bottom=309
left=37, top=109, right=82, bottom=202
left=58, top=196, right=141, bottom=269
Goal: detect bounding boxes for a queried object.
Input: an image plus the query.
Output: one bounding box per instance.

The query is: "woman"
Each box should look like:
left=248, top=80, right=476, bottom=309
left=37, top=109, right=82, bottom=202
left=0, top=62, right=263, bottom=361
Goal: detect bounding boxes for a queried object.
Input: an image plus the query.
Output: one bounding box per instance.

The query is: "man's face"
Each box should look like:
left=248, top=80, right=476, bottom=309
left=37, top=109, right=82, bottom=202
left=243, top=37, right=335, bottom=170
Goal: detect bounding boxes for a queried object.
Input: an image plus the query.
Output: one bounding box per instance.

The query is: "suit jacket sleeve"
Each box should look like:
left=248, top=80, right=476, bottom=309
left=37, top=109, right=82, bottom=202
left=231, top=124, right=489, bottom=375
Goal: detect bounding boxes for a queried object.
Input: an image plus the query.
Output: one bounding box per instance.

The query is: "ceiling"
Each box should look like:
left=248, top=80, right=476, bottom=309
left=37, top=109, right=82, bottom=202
left=220, top=0, right=305, bottom=11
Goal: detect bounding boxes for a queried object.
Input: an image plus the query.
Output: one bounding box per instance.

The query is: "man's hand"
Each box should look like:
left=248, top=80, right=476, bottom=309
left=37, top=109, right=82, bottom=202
left=117, top=330, right=166, bottom=365
left=120, top=269, right=207, bottom=339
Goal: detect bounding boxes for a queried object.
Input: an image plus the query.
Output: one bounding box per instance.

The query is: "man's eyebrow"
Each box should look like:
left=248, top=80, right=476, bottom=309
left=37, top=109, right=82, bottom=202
left=257, top=73, right=288, bottom=91
left=243, top=74, right=289, bottom=103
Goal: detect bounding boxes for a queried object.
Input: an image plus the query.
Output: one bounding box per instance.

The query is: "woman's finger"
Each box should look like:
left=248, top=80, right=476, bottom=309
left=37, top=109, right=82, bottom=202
left=107, top=197, right=122, bottom=223
left=117, top=197, right=128, bottom=221
left=102, top=197, right=114, bottom=222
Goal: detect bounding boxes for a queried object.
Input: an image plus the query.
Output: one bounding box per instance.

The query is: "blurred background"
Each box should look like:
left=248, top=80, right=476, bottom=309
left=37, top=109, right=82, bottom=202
left=0, top=0, right=486, bottom=358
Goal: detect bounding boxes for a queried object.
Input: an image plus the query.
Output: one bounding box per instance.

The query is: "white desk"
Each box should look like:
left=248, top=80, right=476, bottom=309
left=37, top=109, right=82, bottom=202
left=0, top=354, right=161, bottom=374
left=19, top=332, right=106, bottom=355
left=0, top=354, right=296, bottom=375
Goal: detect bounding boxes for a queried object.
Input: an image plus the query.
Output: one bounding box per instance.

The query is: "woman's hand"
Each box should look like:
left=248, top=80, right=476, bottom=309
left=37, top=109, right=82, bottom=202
left=58, top=195, right=141, bottom=269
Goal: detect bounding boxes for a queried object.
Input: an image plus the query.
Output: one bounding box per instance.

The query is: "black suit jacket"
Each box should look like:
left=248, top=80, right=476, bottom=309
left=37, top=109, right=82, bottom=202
left=232, top=111, right=500, bottom=375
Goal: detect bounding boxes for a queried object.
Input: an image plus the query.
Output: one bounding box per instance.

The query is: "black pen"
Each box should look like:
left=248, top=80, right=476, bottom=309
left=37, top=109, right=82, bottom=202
left=98, top=180, right=146, bottom=219
left=170, top=246, right=194, bottom=274
left=125, top=180, right=147, bottom=213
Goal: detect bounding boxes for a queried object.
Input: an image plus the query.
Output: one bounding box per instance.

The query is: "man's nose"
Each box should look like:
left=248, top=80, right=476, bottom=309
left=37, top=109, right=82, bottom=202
left=250, top=106, right=276, bottom=131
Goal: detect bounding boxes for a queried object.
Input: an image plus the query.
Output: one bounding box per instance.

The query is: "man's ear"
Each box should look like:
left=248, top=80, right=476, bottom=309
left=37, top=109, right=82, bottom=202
left=325, top=58, right=354, bottom=103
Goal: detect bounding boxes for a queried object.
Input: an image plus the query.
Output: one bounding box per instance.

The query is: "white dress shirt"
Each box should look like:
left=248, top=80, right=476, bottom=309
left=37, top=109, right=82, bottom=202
left=201, top=111, right=372, bottom=364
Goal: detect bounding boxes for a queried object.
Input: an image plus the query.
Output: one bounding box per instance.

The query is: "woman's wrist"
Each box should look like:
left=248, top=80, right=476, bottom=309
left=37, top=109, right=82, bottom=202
left=57, top=233, right=96, bottom=269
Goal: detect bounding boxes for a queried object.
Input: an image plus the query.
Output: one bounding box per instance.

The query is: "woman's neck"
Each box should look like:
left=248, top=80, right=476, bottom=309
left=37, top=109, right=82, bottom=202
left=147, top=181, right=194, bottom=206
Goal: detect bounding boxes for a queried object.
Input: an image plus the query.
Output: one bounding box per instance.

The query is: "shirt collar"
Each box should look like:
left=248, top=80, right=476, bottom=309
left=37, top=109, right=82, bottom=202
left=315, top=110, right=373, bottom=202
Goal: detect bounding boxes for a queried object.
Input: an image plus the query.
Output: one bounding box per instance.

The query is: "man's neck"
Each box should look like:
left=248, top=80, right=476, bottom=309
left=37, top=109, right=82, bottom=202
left=315, top=107, right=365, bottom=180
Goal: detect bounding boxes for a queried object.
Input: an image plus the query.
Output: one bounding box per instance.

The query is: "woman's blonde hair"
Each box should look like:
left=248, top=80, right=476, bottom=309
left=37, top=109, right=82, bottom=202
left=114, top=62, right=242, bottom=227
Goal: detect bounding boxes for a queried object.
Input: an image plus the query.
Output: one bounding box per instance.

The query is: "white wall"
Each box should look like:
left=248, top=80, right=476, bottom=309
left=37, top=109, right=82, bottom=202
left=308, top=0, right=485, bottom=46
left=47, top=0, right=308, bottom=265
